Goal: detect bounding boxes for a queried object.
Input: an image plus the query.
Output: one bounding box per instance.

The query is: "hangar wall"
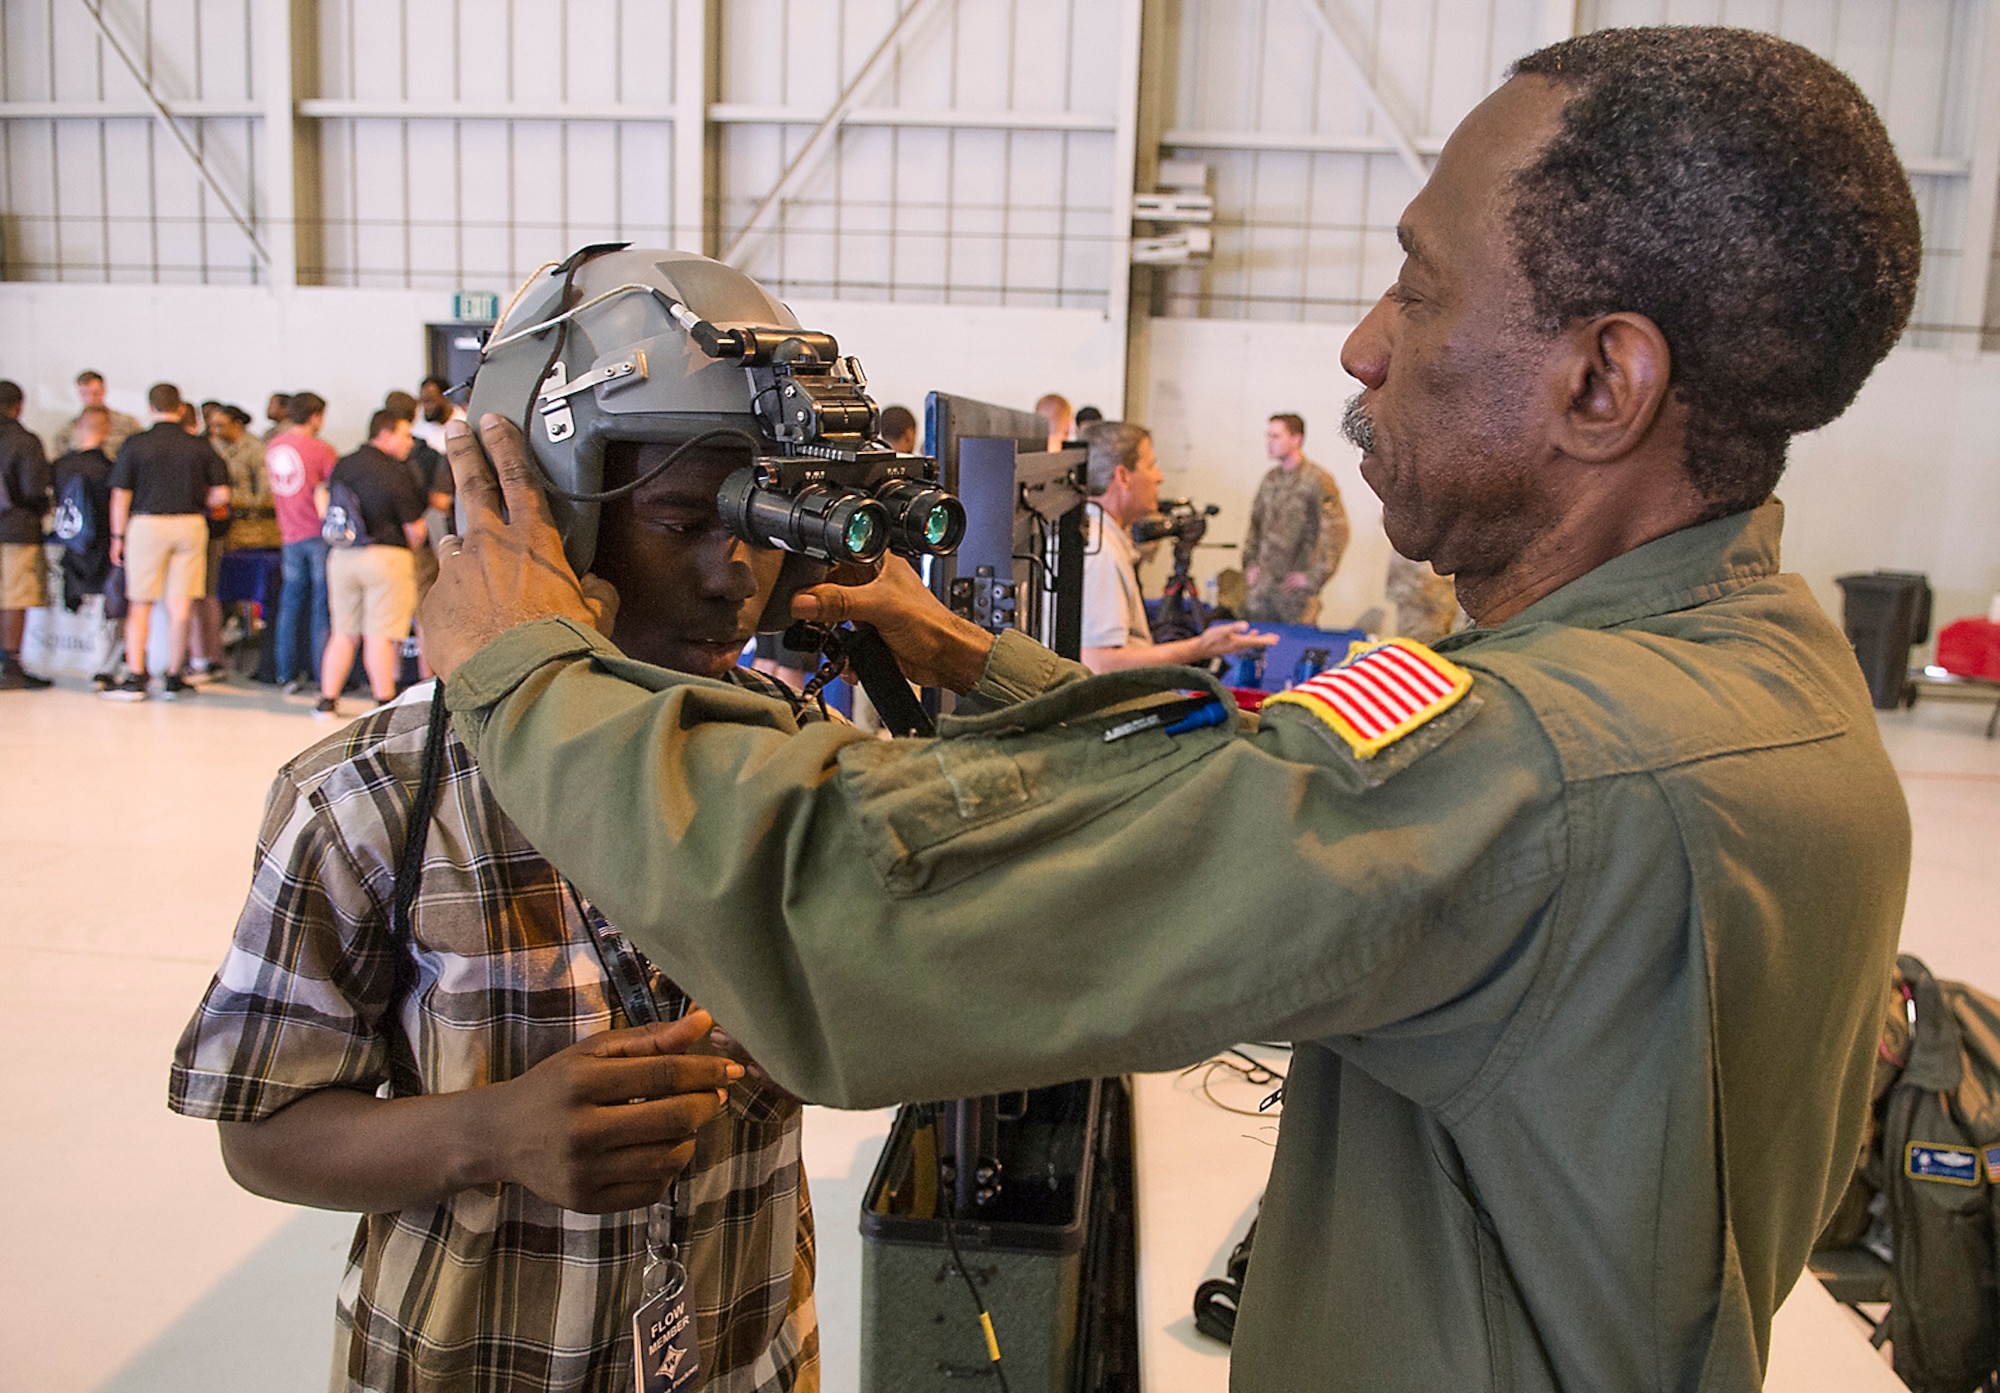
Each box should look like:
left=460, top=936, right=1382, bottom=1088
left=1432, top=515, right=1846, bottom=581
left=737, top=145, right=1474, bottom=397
left=4, top=0, right=1999, bottom=642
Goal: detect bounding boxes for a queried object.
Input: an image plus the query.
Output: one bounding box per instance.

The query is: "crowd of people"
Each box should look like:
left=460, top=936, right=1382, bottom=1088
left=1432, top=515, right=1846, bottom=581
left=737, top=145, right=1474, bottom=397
left=0, top=369, right=465, bottom=715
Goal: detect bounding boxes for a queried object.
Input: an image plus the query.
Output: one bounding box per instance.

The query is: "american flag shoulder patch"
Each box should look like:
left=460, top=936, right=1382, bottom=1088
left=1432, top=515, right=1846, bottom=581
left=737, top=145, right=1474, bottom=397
left=1263, top=638, right=1474, bottom=759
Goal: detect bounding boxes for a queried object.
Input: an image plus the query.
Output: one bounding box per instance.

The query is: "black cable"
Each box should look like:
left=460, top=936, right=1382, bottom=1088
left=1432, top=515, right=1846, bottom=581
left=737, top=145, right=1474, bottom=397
left=536, top=428, right=765, bottom=504
left=929, top=1105, right=1011, bottom=1392
left=391, top=682, right=453, bottom=947
left=1011, top=551, right=1058, bottom=590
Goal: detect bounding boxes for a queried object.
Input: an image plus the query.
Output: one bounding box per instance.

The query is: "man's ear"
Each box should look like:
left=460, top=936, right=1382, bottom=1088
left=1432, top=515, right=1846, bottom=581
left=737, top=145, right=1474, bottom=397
left=1550, top=312, right=1674, bottom=464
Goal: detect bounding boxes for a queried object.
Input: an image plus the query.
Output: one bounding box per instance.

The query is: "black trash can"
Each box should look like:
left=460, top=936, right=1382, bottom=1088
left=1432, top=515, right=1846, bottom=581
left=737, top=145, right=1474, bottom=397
left=1836, top=571, right=1932, bottom=710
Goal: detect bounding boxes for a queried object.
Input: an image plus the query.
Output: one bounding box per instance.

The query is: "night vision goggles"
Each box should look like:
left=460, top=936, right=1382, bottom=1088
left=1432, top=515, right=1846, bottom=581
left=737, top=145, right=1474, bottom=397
left=465, top=244, right=964, bottom=580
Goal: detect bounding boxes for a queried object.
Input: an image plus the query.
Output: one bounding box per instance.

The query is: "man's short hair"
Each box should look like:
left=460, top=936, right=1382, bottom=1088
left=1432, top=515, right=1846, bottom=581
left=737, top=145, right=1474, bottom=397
left=1073, top=405, right=1103, bottom=428
left=288, top=392, right=326, bottom=425
left=1509, top=27, right=1921, bottom=518
left=878, top=404, right=917, bottom=444
left=148, top=382, right=183, bottom=415
left=78, top=404, right=110, bottom=425
left=383, top=390, right=419, bottom=422
left=368, top=408, right=403, bottom=441
left=1269, top=413, right=1305, bottom=440
left=200, top=399, right=225, bottom=417
left=76, top=370, right=104, bottom=387
left=1083, top=421, right=1150, bottom=496
left=1035, top=392, right=1071, bottom=422
left=0, top=380, right=22, bottom=413
left=421, top=375, right=450, bottom=394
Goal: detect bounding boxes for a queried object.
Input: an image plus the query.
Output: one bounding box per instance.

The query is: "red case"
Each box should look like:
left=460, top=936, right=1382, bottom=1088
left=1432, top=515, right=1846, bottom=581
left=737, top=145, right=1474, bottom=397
left=1936, top=618, right=2000, bottom=681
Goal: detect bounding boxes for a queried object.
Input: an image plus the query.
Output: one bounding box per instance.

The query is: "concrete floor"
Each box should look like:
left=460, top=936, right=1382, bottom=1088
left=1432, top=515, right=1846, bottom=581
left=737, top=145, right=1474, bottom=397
left=3, top=671, right=1995, bottom=1391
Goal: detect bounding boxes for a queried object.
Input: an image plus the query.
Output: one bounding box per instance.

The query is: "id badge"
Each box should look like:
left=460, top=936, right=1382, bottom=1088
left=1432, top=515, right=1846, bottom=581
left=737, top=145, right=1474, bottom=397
left=632, top=1262, right=701, bottom=1393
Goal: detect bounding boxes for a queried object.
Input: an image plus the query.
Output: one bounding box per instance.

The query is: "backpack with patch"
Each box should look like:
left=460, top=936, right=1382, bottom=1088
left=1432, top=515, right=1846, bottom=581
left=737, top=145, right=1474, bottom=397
left=52, top=471, right=95, bottom=555
left=321, top=478, right=365, bottom=548
left=1842, top=954, right=2000, bottom=1392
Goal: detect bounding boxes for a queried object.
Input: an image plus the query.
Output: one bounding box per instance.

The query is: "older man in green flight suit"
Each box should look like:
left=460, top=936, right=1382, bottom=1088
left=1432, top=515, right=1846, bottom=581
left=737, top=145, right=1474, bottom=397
left=421, top=28, right=1918, bottom=1393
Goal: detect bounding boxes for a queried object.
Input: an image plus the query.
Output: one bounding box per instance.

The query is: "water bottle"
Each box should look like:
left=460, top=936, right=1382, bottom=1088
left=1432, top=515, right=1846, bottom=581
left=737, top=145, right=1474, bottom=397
left=1233, top=649, right=1265, bottom=689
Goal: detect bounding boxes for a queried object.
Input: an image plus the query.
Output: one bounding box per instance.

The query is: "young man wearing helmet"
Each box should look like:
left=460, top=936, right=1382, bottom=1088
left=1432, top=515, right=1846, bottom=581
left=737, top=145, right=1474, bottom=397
left=169, top=427, right=820, bottom=1393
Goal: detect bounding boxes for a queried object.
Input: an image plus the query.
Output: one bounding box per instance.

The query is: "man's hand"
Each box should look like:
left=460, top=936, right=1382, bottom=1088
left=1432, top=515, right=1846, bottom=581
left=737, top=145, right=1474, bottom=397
left=483, top=1010, right=739, bottom=1214
left=1193, top=621, right=1279, bottom=661
left=1244, top=564, right=1262, bottom=588
left=1282, top=571, right=1314, bottom=592
left=420, top=415, right=597, bottom=680
left=791, top=555, right=996, bottom=694
left=579, top=574, right=621, bottom=638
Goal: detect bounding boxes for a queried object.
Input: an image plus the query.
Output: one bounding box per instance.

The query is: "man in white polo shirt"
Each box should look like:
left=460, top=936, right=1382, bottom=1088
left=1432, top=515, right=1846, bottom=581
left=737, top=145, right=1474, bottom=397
left=1077, top=419, right=1273, bottom=675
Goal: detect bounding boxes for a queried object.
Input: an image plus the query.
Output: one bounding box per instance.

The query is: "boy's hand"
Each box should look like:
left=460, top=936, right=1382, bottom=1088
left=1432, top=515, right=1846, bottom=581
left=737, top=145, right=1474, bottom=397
left=486, top=1009, right=740, bottom=1213
left=708, top=1021, right=803, bottom=1106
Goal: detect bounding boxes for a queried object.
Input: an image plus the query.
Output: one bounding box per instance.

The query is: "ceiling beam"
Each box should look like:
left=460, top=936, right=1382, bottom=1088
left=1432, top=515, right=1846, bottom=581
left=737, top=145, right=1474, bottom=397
left=78, top=0, right=271, bottom=270
left=1296, top=0, right=1428, bottom=186
left=720, top=0, right=948, bottom=268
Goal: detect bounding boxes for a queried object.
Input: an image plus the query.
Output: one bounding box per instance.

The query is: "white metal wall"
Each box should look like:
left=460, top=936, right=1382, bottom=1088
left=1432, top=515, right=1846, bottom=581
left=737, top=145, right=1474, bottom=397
left=4, top=0, right=2000, bottom=344
left=1156, top=0, right=1545, bottom=323
left=310, top=0, right=680, bottom=288
left=716, top=0, right=1123, bottom=309
left=0, top=0, right=265, bottom=283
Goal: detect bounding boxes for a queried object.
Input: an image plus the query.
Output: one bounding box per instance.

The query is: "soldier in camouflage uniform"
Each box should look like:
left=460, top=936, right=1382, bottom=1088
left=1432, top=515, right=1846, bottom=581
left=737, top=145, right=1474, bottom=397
left=1242, top=413, right=1349, bottom=624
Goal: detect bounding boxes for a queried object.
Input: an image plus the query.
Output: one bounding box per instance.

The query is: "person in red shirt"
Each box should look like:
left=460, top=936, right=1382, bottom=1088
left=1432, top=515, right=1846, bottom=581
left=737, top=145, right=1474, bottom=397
left=265, top=391, right=337, bottom=693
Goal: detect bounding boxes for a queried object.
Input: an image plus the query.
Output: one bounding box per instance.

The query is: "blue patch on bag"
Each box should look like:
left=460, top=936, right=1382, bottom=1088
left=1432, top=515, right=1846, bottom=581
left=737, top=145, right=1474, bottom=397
left=1907, top=1142, right=1982, bottom=1186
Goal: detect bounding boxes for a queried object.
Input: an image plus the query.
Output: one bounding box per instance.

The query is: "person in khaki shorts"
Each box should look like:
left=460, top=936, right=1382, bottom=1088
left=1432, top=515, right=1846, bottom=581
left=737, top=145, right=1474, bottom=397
left=104, top=383, right=230, bottom=701
left=318, top=409, right=427, bottom=718
left=0, top=380, right=54, bottom=690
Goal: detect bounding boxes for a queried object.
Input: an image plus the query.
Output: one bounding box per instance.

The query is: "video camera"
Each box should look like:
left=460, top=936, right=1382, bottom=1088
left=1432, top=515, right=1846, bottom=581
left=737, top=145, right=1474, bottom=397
left=1130, top=497, right=1218, bottom=553
left=1137, top=498, right=1223, bottom=645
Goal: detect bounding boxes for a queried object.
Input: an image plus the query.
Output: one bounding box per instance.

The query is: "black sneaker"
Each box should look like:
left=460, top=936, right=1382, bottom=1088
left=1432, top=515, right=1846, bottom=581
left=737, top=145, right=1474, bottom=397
left=92, top=670, right=117, bottom=691
left=0, top=664, right=52, bottom=691
left=313, top=696, right=340, bottom=719
left=101, top=673, right=149, bottom=702
left=283, top=677, right=311, bottom=697
left=161, top=672, right=197, bottom=700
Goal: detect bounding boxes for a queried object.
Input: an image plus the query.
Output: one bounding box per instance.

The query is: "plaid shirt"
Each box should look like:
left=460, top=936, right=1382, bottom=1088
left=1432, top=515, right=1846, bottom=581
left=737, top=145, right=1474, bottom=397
left=171, top=673, right=818, bottom=1393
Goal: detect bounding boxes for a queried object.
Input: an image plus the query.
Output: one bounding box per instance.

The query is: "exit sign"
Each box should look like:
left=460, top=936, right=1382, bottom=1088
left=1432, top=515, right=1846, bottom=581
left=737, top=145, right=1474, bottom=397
left=452, top=290, right=499, bottom=322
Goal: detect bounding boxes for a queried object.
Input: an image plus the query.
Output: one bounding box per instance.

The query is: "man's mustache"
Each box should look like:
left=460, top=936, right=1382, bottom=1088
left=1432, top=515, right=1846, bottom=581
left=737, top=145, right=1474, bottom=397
left=1341, top=395, right=1376, bottom=454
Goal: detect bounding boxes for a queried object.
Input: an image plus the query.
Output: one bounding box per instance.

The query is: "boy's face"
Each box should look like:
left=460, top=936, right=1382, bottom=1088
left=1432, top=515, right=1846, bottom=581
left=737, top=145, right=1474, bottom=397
left=594, top=442, right=785, bottom=679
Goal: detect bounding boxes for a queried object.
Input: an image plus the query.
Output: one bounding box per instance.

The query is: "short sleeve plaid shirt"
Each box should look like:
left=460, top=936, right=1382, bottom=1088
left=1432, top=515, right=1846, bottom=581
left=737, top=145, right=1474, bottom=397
left=171, top=674, right=818, bottom=1393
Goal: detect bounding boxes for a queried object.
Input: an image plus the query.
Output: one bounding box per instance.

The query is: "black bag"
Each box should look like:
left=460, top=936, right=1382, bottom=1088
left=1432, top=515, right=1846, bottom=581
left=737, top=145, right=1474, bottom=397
left=103, top=565, right=128, bottom=621
left=321, top=480, right=365, bottom=548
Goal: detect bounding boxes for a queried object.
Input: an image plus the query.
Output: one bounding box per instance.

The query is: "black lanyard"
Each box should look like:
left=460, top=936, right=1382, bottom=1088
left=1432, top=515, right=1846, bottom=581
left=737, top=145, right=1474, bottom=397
left=564, top=882, right=675, bottom=1030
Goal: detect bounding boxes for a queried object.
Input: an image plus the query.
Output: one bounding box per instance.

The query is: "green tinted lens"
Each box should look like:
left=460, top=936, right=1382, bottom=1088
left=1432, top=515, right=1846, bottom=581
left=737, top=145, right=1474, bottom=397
left=923, top=506, right=951, bottom=547
left=845, top=510, right=878, bottom=555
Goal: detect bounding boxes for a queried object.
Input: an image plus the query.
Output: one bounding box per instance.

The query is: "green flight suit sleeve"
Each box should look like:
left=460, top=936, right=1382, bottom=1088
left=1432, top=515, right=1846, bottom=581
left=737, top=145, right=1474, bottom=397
left=448, top=618, right=1567, bottom=1109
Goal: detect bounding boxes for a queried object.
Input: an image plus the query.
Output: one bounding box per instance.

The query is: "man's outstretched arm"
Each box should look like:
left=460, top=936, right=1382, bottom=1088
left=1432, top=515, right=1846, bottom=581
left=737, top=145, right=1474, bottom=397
left=422, top=417, right=1556, bottom=1110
